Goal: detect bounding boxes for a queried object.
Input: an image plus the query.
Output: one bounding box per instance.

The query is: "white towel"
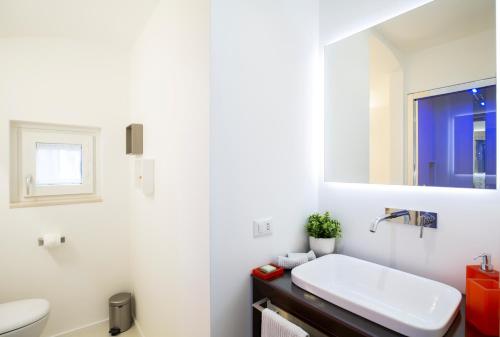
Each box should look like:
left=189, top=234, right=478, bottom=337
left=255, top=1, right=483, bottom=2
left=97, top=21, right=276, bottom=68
left=275, top=255, right=309, bottom=269
left=288, top=250, right=316, bottom=261
left=261, top=308, right=309, bottom=337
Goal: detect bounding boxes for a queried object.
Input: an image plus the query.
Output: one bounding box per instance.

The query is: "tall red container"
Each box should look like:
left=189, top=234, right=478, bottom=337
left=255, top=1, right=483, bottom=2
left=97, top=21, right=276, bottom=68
left=466, top=265, right=500, bottom=336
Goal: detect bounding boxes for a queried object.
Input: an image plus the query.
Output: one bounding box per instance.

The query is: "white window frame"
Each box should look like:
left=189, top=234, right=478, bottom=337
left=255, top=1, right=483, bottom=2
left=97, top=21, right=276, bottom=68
left=10, top=121, right=101, bottom=208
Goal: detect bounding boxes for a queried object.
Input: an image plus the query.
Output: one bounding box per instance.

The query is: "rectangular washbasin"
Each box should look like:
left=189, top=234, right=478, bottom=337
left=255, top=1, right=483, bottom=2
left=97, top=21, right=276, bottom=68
left=291, top=254, right=461, bottom=337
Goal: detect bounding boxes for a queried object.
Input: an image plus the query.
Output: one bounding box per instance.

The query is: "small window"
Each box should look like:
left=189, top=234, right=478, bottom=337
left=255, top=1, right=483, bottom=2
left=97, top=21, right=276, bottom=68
left=10, top=121, right=101, bottom=207
left=36, top=143, right=83, bottom=186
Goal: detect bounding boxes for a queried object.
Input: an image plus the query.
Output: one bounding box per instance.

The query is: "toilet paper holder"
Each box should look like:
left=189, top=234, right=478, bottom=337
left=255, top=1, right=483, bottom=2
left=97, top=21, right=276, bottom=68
left=38, top=236, right=66, bottom=246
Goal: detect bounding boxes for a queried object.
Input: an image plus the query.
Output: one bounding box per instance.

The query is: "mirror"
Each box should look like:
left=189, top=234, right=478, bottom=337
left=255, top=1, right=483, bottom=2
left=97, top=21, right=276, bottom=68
left=324, top=0, right=497, bottom=189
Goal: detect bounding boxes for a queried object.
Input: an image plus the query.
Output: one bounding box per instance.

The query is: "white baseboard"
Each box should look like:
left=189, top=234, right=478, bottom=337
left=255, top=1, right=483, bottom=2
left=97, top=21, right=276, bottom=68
left=47, top=316, right=145, bottom=337
left=49, top=319, right=108, bottom=337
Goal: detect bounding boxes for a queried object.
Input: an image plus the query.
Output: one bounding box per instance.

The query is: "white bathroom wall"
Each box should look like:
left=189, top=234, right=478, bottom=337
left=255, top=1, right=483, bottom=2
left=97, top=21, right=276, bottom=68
left=129, top=0, right=211, bottom=336
left=210, top=1, right=319, bottom=337
left=0, top=38, right=131, bottom=336
left=319, top=0, right=500, bottom=293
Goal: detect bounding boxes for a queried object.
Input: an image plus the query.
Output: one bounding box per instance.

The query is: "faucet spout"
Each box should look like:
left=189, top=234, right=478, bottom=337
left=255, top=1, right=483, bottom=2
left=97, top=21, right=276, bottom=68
left=370, top=210, right=410, bottom=233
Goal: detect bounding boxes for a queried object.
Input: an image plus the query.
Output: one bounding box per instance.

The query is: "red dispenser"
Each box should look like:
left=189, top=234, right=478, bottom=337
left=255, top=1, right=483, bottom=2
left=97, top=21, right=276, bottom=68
left=466, top=254, right=500, bottom=336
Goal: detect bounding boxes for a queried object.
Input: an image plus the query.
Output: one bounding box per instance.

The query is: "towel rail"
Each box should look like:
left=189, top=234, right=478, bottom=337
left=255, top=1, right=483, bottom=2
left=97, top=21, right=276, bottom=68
left=252, top=297, right=271, bottom=312
left=252, top=298, right=330, bottom=337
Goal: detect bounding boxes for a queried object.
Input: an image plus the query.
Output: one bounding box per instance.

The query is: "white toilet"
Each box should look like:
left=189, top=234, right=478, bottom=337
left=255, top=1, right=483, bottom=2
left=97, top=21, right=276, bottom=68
left=0, top=299, right=50, bottom=337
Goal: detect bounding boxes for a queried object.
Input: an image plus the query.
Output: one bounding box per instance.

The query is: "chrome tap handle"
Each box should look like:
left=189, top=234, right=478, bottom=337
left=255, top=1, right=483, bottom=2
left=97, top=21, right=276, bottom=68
left=417, top=213, right=436, bottom=238
left=420, top=213, right=436, bottom=226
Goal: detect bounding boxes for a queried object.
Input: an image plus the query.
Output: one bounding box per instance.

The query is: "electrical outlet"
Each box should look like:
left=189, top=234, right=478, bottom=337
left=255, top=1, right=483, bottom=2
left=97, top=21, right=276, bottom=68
left=253, top=217, right=272, bottom=237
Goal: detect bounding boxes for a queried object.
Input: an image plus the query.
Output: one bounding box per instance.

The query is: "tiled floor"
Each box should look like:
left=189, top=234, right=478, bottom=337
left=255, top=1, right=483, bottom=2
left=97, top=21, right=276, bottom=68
left=58, top=321, right=140, bottom=337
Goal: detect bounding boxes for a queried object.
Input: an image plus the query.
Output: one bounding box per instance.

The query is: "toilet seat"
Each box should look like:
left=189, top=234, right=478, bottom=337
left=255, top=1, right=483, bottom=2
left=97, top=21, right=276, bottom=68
left=0, top=299, right=50, bottom=335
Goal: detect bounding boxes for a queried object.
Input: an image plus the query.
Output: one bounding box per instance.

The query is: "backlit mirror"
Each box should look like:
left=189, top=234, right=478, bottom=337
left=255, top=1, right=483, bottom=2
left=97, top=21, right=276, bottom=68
left=324, top=0, right=497, bottom=189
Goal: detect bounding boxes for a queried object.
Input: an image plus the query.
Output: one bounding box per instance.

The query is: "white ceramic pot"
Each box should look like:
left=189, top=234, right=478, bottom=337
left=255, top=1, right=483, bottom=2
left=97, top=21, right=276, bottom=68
left=309, top=237, right=335, bottom=256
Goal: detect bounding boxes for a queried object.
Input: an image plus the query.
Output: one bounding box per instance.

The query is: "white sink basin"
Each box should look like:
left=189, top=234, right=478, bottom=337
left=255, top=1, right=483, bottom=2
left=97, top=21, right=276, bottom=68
left=291, top=254, right=461, bottom=337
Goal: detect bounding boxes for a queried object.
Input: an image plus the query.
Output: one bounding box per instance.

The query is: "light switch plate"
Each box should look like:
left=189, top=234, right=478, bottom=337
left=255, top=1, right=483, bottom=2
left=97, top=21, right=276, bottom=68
left=253, top=217, right=272, bottom=237
left=141, top=159, right=155, bottom=196
left=135, top=160, right=142, bottom=188
left=135, top=159, right=155, bottom=196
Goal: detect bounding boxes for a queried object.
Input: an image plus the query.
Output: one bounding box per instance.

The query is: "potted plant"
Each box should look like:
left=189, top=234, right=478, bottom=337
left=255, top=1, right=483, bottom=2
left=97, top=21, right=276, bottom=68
left=306, top=212, right=342, bottom=256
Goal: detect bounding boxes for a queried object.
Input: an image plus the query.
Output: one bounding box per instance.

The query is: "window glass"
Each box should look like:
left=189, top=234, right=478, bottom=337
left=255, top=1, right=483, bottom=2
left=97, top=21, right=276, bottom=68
left=416, top=85, right=496, bottom=189
left=35, top=143, right=83, bottom=185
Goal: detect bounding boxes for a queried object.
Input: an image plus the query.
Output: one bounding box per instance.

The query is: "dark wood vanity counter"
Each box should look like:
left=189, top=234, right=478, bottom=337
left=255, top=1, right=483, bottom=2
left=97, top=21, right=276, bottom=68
left=252, top=272, right=487, bottom=337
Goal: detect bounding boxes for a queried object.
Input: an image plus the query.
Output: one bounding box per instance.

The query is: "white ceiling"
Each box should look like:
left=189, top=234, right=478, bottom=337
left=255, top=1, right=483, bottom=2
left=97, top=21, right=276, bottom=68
left=0, top=0, right=160, bottom=49
left=375, top=0, right=495, bottom=53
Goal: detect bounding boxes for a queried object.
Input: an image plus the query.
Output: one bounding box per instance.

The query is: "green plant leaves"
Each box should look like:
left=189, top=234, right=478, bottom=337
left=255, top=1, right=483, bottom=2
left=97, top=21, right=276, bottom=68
left=305, top=211, right=342, bottom=239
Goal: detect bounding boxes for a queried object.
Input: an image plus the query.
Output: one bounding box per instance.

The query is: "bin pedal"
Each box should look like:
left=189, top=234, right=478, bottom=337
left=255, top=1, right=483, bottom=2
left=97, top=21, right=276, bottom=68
left=109, top=327, right=121, bottom=336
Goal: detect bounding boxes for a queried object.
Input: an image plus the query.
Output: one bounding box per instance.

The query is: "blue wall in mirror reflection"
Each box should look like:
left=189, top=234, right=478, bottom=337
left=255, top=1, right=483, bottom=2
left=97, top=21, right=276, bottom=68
left=417, top=85, right=496, bottom=189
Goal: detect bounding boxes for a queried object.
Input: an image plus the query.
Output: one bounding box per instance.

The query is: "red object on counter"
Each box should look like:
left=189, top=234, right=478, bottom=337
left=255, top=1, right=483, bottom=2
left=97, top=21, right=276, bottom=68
left=252, top=265, right=284, bottom=281
left=466, top=265, right=500, bottom=336
left=467, top=265, right=500, bottom=281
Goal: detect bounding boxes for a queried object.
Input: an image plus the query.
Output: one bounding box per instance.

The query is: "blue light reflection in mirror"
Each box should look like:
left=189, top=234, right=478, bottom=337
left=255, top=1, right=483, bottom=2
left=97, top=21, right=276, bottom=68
left=415, top=85, right=496, bottom=189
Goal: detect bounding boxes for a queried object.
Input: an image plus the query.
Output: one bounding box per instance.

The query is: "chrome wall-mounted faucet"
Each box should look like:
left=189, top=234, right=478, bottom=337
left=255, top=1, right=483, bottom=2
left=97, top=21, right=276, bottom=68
left=370, top=208, right=438, bottom=238
left=370, top=210, right=410, bottom=233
